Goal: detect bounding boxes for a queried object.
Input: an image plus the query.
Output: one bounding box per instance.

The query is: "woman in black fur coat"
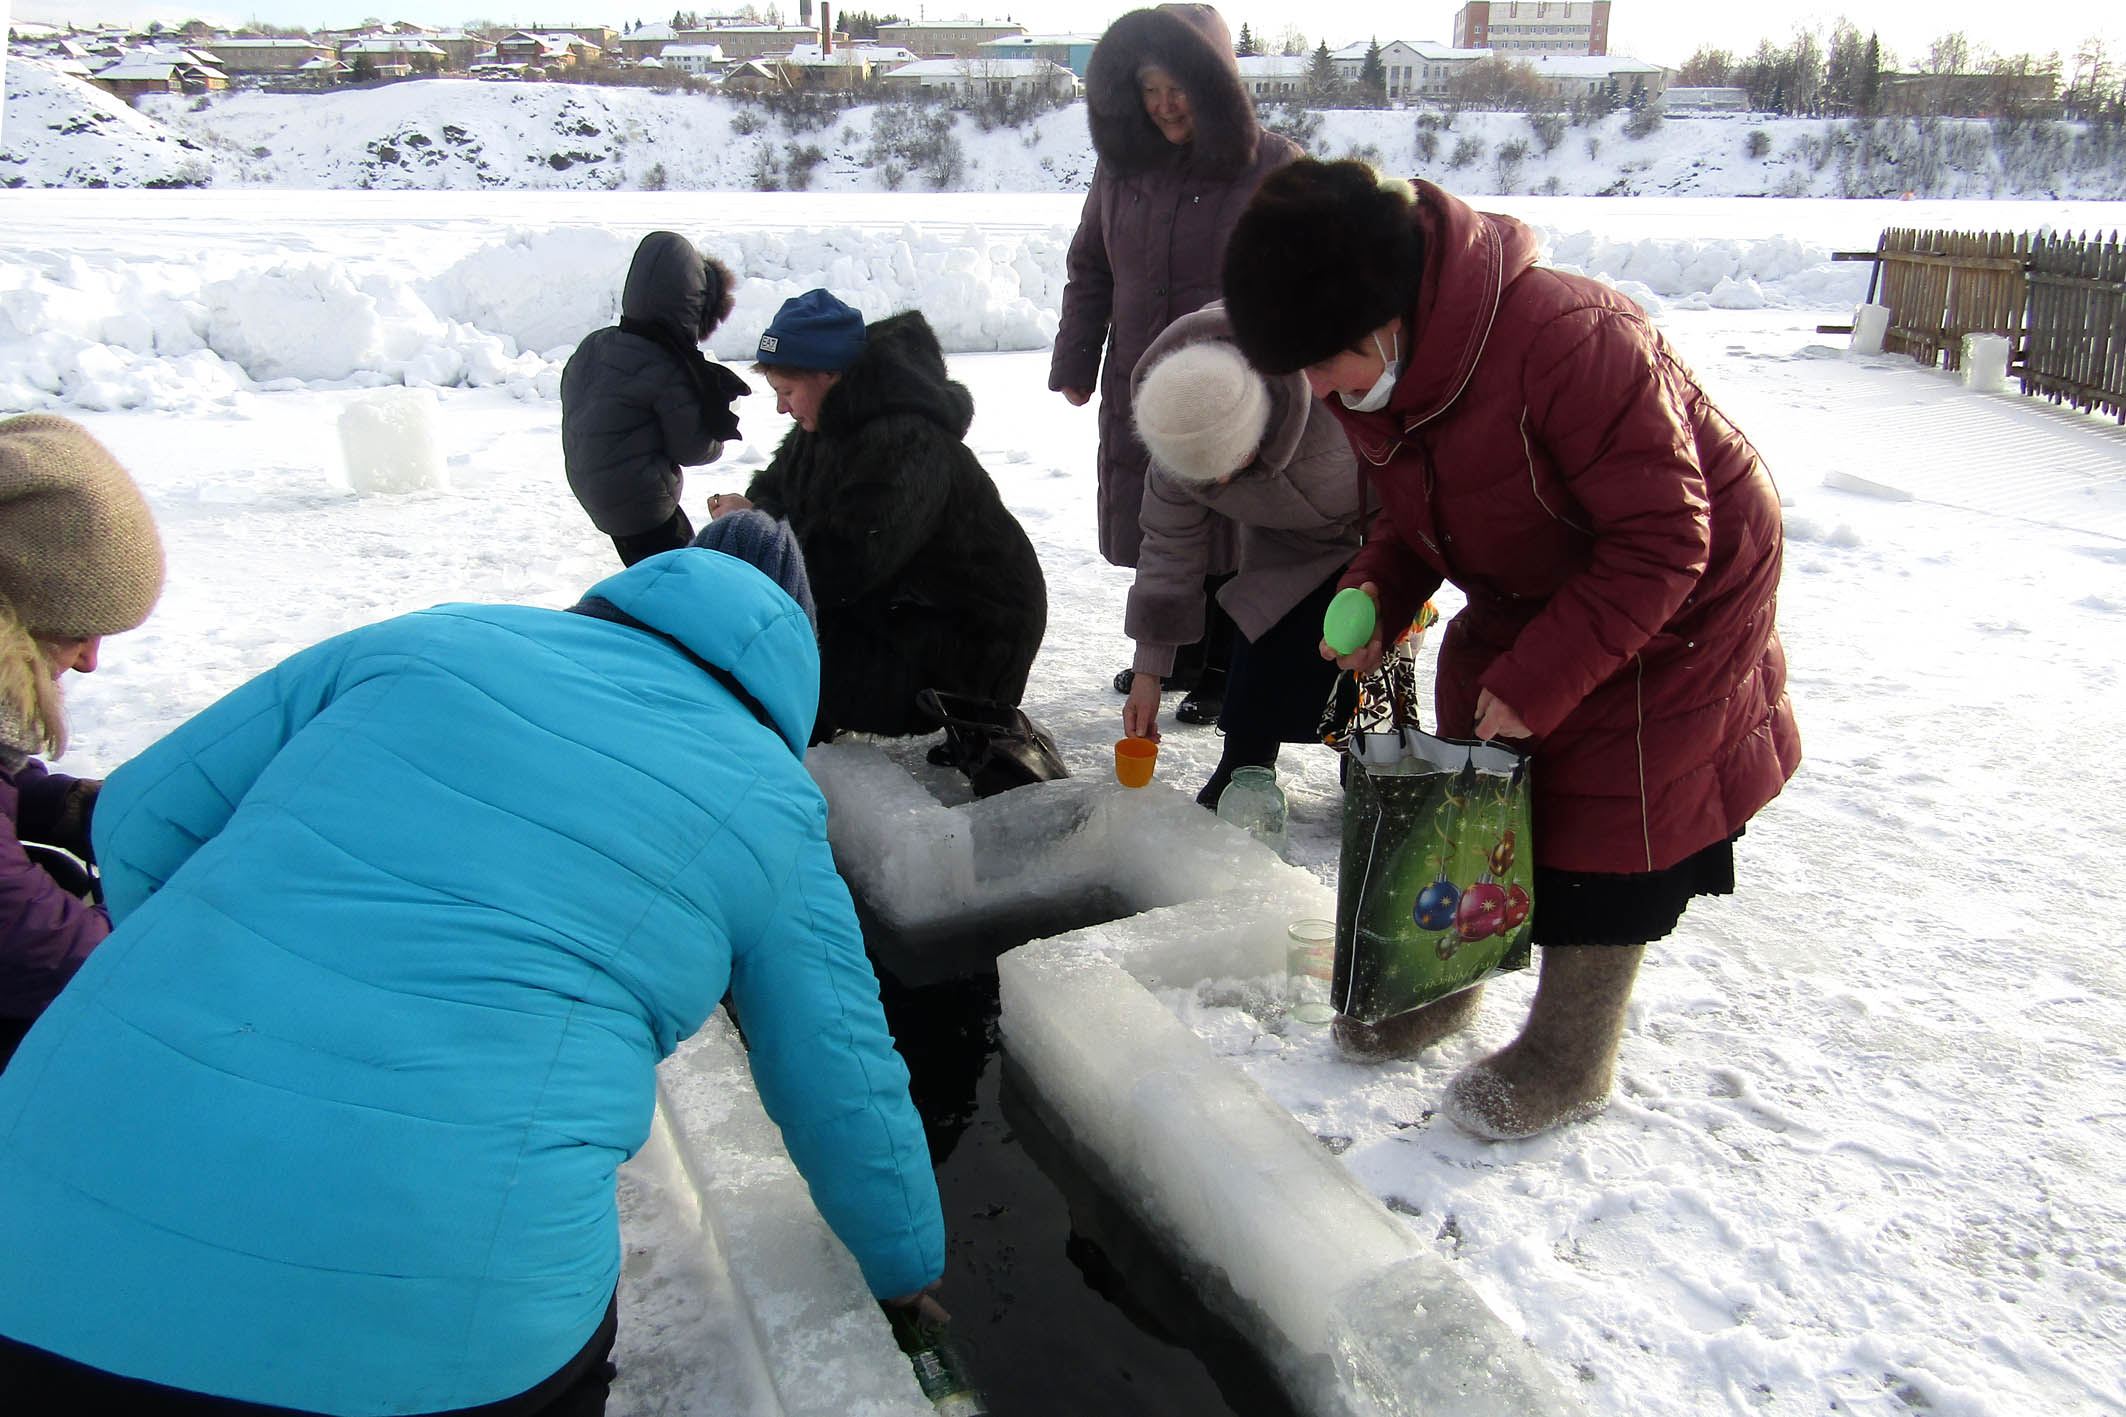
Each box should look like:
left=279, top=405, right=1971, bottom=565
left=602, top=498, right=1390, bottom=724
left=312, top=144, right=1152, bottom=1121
left=714, top=289, right=1048, bottom=744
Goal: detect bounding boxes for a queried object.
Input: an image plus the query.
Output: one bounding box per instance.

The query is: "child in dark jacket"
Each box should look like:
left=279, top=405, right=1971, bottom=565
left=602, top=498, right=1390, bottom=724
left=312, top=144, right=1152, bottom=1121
left=561, top=231, right=750, bottom=565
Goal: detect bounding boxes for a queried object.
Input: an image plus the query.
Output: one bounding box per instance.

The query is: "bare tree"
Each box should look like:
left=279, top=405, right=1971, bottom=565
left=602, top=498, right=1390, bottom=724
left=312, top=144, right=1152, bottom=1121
left=1278, top=24, right=1307, bottom=58
left=1926, top=31, right=1971, bottom=76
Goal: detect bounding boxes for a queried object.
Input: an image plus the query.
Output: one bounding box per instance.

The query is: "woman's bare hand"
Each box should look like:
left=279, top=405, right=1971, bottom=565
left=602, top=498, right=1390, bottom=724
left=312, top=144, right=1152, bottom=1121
left=1122, top=674, right=1163, bottom=742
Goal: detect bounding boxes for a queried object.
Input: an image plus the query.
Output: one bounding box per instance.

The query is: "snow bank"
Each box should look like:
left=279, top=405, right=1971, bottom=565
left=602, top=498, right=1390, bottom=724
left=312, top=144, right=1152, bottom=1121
left=1, top=198, right=1862, bottom=415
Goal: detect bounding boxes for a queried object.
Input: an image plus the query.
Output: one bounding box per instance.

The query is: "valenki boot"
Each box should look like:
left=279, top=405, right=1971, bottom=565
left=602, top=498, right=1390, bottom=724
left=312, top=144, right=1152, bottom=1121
left=1443, top=945, right=1645, bottom=1140
left=1331, top=986, right=1486, bottom=1062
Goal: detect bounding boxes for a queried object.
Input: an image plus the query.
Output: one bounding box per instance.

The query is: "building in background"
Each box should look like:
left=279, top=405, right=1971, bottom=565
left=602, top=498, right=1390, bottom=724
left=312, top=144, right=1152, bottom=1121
left=1331, top=38, right=1490, bottom=100
left=880, top=54, right=1078, bottom=99
left=975, top=32, right=1097, bottom=78
left=1453, top=1, right=1610, bottom=57
left=198, top=37, right=334, bottom=75
left=1523, top=52, right=1662, bottom=102
left=875, top=18, right=1026, bottom=59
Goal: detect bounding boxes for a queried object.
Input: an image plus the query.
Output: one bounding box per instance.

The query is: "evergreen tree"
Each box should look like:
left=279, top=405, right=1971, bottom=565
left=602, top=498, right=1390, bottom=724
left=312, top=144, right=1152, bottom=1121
left=1306, top=40, right=1340, bottom=103
left=1860, top=34, right=1881, bottom=116
left=1236, top=22, right=1257, bottom=57
left=1358, top=38, right=1387, bottom=107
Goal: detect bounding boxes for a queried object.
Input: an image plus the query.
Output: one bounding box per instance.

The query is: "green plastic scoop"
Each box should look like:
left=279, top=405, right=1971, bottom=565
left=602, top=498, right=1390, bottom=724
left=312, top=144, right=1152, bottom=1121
left=1322, top=586, right=1377, bottom=655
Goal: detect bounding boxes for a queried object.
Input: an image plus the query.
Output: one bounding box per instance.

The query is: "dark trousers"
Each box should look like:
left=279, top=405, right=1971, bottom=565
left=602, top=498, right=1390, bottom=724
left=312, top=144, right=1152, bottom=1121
left=1197, top=570, right=1345, bottom=807
left=1169, top=573, right=1237, bottom=684
left=610, top=507, right=693, bottom=568
left=0, top=1297, right=619, bottom=1417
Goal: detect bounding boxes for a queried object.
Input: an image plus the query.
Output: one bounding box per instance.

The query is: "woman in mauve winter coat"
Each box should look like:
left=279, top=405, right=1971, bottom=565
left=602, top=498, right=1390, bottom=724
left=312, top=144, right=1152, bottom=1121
left=1223, top=161, right=1801, bottom=1138
left=1119, top=304, right=1361, bottom=809
left=0, top=414, right=163, bottom=1072
left=1051, top=4, right=1302, bottom=716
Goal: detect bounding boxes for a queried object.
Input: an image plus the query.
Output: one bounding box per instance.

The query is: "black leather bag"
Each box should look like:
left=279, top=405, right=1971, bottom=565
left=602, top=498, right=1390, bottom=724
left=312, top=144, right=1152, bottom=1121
left=914, top=688, right=1071, bottom=798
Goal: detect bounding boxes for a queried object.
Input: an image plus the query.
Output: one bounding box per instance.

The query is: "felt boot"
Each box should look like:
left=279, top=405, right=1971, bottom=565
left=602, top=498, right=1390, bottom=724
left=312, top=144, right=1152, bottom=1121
left=1443, top=945, right=1644, bottom=1140
left=1331, top=985, right=1485, bottom=1062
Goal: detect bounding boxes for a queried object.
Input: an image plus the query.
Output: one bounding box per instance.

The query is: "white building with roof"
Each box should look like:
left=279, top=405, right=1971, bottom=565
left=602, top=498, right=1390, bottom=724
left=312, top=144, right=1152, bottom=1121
left=1330, top=39, right=1490, bottom=100
left=1522, top=52, right=1663, bottom=101
left=1236, top=54, right=1309, bottom=99
left=879, top=55, right=1078, bottom=100
left=658, top=43, right=727, bottom=75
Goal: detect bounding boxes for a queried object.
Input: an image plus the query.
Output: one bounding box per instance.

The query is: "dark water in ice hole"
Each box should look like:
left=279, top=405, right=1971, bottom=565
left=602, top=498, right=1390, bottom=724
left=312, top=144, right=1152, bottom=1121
left=859, top=897, right=1304, bottom=1417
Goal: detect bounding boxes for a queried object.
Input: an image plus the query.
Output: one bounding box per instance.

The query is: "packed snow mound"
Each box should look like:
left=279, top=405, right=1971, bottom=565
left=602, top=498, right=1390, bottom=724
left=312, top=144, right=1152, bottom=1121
left=0, top=201, right=1866, bottom=413
left=0, top=57, right=215, bottom=188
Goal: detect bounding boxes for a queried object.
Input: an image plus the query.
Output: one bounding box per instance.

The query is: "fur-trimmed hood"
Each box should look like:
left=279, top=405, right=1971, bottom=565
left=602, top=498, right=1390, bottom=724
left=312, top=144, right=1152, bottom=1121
left=1086, top=6, right=1260, bottom=180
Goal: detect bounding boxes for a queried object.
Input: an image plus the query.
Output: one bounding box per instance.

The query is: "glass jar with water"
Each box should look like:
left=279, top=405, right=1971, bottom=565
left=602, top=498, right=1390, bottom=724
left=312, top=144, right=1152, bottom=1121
left=1215, top=765, right=1289, bottom=860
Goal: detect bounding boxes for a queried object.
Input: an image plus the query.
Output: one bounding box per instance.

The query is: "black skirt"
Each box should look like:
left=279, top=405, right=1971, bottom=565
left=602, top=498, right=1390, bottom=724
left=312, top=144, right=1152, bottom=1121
left=1530, top=831, right=1740, bottom=948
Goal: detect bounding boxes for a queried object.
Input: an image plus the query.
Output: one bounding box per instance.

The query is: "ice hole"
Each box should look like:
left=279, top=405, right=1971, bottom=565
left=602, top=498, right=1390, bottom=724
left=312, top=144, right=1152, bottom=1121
left=615, top=744, right=1584, bottom=1416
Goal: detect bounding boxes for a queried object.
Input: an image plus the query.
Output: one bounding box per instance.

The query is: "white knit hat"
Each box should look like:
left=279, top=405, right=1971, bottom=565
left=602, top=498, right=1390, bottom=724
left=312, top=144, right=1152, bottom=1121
left=1133, top=341, right=1270, bottom=484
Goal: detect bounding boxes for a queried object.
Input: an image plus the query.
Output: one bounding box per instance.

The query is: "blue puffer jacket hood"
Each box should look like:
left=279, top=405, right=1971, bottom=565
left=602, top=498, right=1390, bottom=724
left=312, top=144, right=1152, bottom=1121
left=587, top=546, right=820, bottom=757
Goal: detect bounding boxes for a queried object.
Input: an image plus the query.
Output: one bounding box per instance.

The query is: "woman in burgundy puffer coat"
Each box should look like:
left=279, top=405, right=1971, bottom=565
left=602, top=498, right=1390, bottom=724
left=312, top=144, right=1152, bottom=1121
left=1052, top=4, right=1302, bottom=718
left=1223, top=161, right=1801, bottom=1139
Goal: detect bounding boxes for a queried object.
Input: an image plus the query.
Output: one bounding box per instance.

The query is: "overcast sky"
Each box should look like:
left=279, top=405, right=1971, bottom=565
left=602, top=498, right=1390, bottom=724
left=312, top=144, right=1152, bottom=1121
left=14, top=0, right=2122, bottom=71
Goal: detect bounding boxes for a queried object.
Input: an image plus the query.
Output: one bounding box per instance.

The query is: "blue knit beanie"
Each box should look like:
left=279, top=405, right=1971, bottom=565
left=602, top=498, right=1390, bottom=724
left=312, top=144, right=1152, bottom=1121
left=756, top=289, right=867, bottom=371
left=692, top=510, right=816, bottom=627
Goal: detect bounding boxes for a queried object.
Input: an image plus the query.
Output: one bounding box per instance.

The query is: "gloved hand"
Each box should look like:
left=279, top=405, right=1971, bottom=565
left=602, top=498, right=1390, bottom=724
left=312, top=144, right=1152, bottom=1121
left=16, top=778, right=100, bottom=863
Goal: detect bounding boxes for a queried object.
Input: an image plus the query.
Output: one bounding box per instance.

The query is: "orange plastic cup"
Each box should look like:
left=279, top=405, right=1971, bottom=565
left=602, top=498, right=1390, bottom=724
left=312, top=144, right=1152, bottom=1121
left=1114, top=736, right=1158, bottom=788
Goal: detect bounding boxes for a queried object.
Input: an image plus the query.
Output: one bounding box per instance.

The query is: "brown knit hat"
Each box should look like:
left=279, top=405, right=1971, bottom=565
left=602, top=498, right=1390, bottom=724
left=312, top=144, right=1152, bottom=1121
left=0, top=414, right=165, bottom=639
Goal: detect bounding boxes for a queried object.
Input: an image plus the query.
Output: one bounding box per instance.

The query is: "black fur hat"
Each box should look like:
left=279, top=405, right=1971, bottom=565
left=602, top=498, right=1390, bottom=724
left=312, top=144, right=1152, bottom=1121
left=1085, top=6, right=1257, bottom=180
left=697, top=255, right=737, bottom=340
left=1222, top=160, right=1427, bottom=375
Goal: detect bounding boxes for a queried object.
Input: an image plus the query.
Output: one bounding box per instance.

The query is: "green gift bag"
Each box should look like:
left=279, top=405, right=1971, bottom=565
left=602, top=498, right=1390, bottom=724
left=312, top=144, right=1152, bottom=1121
left=1332, top=730, right=1535, bottom=1023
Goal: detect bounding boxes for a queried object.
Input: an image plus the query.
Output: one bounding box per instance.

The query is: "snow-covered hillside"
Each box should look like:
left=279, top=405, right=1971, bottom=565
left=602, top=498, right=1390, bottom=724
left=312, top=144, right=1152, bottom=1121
left=8, top=55, right=2126, bottom=199
left=0, top=54, right=215, bottom=188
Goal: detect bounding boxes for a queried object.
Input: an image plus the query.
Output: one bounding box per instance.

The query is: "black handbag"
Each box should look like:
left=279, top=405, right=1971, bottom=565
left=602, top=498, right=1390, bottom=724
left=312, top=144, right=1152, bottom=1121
left=914, top=688, right=1071, bottom=798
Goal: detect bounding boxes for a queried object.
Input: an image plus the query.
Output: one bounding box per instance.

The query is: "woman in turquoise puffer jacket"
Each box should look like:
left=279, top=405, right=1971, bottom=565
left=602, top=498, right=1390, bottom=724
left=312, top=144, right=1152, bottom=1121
left=0, top=534, right=943, bottom=1415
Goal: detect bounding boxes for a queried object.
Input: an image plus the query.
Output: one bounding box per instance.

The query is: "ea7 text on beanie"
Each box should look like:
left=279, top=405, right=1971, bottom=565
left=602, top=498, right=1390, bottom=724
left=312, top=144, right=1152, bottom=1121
left=756, top=289, right=868, bottom=373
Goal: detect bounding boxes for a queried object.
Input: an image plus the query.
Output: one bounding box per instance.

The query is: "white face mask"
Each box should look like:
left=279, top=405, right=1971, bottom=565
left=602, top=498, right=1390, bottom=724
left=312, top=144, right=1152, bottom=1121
left=1338, top=329, right=1402, bottom=413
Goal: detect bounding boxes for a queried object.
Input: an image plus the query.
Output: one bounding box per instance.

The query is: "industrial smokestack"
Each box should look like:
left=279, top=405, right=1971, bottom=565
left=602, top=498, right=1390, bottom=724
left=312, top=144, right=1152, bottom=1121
left=821, top=3, right=832, bottom=55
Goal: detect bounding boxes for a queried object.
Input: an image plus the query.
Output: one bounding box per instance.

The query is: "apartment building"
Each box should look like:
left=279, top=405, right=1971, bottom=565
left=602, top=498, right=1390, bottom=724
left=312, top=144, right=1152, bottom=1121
left=1452, top=1, right=1611, bottom=57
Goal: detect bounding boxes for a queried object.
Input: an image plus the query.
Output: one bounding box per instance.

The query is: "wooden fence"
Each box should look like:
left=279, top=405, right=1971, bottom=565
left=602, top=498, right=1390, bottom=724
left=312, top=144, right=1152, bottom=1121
left=2022, top=231, right=2126, bottom=423
left=1861, top=226, right=2126, bottom=423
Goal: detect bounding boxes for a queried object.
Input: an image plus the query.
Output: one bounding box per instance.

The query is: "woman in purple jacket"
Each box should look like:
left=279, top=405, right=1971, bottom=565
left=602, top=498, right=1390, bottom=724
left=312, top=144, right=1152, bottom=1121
left=1051, top=4, right=1302, bottom=720
left=0, top=414, right=163, bottom=1071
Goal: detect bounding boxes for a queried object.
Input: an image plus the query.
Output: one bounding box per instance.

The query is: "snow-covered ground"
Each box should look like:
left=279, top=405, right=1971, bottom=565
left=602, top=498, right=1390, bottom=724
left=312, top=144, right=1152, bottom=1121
left=8, top=57, right=2126, bottom=200
left=6, top=189, right=2125, bottom=1417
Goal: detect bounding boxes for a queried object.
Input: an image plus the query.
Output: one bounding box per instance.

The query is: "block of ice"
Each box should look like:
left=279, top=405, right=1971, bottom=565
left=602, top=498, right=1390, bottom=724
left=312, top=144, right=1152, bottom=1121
left=1962, top=333, right=2011, bottom=393
left=1327, top=1258, right=1585, bottom=1417
left=999, top=895, right=1586, bottom=1417
left=808, top=740, right=1314, bottom=939
left=336, top=386, right=449, bottom=494
left=1850, top=302, right=1891, bottom=355
left=627, top=1013, right=933, bottom=1417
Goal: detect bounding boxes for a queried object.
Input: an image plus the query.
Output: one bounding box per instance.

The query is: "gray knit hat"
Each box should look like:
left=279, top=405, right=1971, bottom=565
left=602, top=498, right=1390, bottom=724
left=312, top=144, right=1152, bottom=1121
left=692, top=510, right=816, bottom=628
left=0, top=414, right=164, bottom=639
left=1133, top=341, right=1270, bottom=483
